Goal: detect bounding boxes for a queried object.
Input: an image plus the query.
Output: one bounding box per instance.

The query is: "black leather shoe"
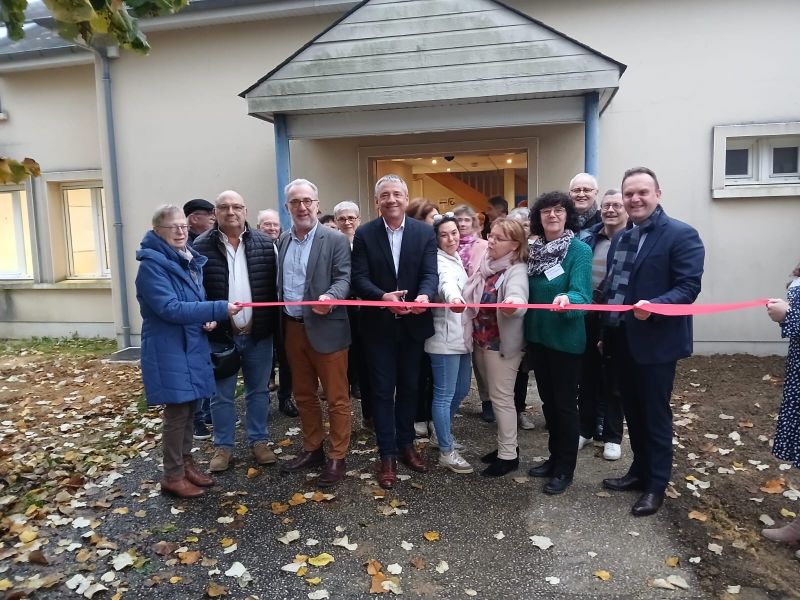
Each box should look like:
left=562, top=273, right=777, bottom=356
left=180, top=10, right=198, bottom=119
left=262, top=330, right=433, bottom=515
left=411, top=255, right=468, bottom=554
left=280, top=448, right=325, bottom=474
left=631, top=491, right=664, bottom=517
left=279, top=396, right=299, bottom=417
left=602, top=473, right=645, bottom=492
left=480, top=457, right=518, bottom=477
left=528, top=459, right=554, bottom=478
left=543, top=474, right=573, bottom=495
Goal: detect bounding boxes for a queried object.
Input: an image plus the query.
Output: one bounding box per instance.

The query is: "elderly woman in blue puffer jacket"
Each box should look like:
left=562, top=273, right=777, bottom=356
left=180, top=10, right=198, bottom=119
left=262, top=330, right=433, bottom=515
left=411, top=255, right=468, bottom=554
left=136, top=205, right=239, bottom=499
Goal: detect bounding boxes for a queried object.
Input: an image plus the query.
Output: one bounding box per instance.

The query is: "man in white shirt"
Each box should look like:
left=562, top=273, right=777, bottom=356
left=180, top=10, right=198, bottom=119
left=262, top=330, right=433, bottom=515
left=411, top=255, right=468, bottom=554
left=192, top=190, right=279, bottom=472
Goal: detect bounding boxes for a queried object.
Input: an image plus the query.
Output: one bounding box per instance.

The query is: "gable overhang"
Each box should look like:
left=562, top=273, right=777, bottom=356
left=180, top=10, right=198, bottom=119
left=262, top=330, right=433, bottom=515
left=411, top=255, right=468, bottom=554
left=242, top=0, right=625, bottom=139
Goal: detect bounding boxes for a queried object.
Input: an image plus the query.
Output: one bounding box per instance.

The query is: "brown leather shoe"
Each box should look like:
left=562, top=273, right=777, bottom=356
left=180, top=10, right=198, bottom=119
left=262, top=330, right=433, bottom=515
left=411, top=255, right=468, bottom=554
left=160, top=476, right=205, bottom=498
left=399, top=446, right=428, bottom=473
left=280, top=447, right=325, bottom=474
left=318, top=458, right=346, bottom=488
left=183, top=455, right=214, bottom=487
left=377, top=457, right=397, bottom=489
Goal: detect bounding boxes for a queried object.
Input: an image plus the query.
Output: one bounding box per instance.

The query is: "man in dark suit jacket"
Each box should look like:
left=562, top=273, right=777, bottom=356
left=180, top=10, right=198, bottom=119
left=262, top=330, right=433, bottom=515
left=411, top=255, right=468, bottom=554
left=351, top=174, right=438, bottom=489
left=601, top=167, right=705, bottom=516
left=276, top=179, right=352, bottom=488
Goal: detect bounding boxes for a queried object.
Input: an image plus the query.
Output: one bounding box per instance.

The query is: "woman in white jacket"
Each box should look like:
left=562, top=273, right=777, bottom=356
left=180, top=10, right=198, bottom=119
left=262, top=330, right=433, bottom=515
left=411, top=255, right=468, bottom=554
left=424, top=214, right=474, bottom=473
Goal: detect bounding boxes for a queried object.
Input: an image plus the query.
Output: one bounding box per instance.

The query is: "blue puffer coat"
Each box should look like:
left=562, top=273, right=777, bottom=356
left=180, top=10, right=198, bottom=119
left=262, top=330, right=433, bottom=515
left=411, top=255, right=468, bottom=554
left=135, top=230, right=229, bottom=406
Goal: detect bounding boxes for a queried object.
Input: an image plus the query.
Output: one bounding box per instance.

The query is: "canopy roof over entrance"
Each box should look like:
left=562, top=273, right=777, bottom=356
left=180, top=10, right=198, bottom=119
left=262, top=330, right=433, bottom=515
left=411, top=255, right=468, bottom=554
left=241, top=0, right=625, bottom=139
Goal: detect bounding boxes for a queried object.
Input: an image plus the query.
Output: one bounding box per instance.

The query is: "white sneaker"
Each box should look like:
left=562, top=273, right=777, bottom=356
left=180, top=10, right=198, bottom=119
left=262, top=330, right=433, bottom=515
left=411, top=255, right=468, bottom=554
left=414, top=421, right=428, bottom=437
left=439, top=449, right=473, bottom=474
left=578, top=435, right=592, bottom=450
left=518, top=411, right=536, bottom=430
left=603, top=442, right=622, bottom=461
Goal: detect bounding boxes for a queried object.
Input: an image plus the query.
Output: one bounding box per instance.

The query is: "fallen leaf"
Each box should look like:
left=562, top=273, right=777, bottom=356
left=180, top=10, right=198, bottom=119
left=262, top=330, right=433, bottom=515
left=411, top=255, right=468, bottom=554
left=366, top=559, right=383, bottom=575
left=289, top=493, right=307, bottom=506
left=410, top=557, right=426, bottom=570
left=308, top=552, right=335, bottom=567
left=760, top=478, right=786, bottom=494
left=529, top=535, right=553, bottom=550
left=151, top=541, right=178, bottom=556
left=545, top=576, right=560, bottom=585
left=400, top=541, right=413, bottom=551
left=111, top=552, right=135, bottom=571
left=333, top=535, right=358, bottom=551
left=206, top=582, right=228, bottom=597
left=235, top=504, right=248, bottom=516
left=179, top=550, right=201, bottom=565
left=666, top=575, right=689, bottom=590
left=435, top=560, right=449, bottom=574
left=308, top=590, right=330, bottom=600
left=0, top=579, right=12, bottom=591
left=306, top=577, right=322, bottom=585
left=19, top=528, right=38, bottom=544
left=493, top=531, right=505, bottom=540
left=665, top=556, right=680, bottom=567
left=246, top=468, right=260, bottom=479
left=224, top=562, right=247, bottom=577
left=220, top=538, right=235, bottom=548
left=652, top=578, right=676, bottom=590
left=594, top=570, right=611, bottom=581
left=169, top=576, right=183, bottom=584
left=780, top=508, right=797, bottom=518
left=465, top=589, right=478, bottom=596
left=423, top=531, right=440, bottom=542
left=369, top=572, right=388, bottom=594
left=278, top=530, right=301, bottom=545
left=387, top=563, right=402, bottom=575
left=271, top=502, right=290, bottom=515
left=708, top=543, right=723, bottom=555
left=688, top=510, right=708, bottom=522
left=759, top=514, right=775, bottom=526
left=727, top=585, right=741, bottom=594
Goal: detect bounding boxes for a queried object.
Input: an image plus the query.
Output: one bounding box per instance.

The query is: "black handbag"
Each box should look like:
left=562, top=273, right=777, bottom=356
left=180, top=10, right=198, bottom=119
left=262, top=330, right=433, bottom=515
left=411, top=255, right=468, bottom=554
left=210, top=337, right=240, bottom=380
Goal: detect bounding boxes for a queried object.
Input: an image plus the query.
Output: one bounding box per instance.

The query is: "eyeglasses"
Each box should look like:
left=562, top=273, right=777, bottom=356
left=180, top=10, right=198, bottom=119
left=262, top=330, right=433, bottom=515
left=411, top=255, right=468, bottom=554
left=540, top=207, right=566, bottom=217
left=217, top=204, right=245, bottom=212
left=287, top=198, right=315, bottom=208
left=570, top=187, right=596, bottom=194
left=336, top=215, right=359, bottom=223
left=157, top=224, right=189, bottom=232
left=432, top=211, right=455, bottom=223
left=601, top=202, right=624, bottom=212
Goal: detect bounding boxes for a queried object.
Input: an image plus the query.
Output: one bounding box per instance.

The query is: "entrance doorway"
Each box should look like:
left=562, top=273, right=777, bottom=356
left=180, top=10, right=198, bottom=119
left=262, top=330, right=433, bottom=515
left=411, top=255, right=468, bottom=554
left=374, top=150, right=528, bottom=216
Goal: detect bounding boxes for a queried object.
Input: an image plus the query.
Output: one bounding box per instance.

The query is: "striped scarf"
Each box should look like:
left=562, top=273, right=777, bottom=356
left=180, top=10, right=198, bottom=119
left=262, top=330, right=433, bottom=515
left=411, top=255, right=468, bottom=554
left=603, top=205, right=663, bottom=325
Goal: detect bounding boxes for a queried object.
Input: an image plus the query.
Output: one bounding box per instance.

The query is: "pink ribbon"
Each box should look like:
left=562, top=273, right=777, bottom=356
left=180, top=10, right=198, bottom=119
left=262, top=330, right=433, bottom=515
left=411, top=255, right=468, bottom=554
left=237, top=298, right=769, bottom=317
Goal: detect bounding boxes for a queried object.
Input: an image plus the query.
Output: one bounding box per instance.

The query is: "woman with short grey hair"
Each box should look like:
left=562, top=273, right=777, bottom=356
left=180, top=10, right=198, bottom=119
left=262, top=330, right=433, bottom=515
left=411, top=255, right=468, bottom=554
left=136, top=204, right=240, bottom=498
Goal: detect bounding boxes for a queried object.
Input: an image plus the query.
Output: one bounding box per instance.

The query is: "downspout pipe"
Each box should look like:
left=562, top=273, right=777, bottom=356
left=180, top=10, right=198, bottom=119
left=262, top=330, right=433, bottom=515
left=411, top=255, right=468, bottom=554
left=97, top=47, right=132, bottom=348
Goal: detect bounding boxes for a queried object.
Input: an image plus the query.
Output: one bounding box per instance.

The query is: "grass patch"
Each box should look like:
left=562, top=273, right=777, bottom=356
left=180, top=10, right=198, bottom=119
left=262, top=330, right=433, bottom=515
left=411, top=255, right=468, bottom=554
left=0, top=337, right=117, bottom=358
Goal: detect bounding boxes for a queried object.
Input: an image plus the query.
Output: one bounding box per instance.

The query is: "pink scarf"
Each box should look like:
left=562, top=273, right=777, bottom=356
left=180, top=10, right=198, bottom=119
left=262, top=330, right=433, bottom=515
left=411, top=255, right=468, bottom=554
left=462, top=250, right=515, bottom=334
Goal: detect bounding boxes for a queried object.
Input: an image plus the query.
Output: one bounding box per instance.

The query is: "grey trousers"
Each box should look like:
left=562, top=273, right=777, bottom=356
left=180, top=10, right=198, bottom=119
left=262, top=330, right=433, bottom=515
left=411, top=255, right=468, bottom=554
left=163, top=401, right=196, bottom=478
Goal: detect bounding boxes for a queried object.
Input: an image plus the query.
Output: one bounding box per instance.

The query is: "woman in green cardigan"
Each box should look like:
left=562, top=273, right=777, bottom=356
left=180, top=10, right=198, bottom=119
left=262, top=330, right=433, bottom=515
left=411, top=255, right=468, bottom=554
left=525, top=191, right=592, bottom=495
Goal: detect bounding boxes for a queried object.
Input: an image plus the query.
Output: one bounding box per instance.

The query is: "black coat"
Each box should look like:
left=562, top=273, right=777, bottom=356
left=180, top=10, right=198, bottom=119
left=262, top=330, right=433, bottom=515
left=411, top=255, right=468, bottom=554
left=193, top=223, right=278, bottom=343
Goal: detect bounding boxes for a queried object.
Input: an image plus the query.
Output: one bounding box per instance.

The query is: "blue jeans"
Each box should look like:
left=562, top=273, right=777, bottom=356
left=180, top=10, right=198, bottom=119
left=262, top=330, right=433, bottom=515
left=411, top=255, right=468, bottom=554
left=194, top=397, right=210, bottom=426
left=210, top=334, right=273, bottom=449
left=429, top=353, right=472, bottom=453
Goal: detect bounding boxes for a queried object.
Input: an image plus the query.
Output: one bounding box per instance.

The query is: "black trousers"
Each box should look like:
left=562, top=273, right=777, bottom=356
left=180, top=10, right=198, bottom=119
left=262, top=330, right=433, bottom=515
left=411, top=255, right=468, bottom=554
left=363, top=325, right=424, bottom=457
left=578, top=314, right=624, bottom=443
left=415, top=354, right=433, bottom=423
left=347, top=307, right=373, bottom=420
left=607, top=326, right=676, bottom=493
left=513, top=353, right=531, bottom=414
left=529, top=343, right=582, bottom=477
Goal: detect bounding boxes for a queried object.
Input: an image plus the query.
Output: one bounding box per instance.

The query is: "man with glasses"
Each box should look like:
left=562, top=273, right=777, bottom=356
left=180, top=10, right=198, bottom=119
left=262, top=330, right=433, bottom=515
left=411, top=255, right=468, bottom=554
left=193, top=190, right=279, bottom=472
left=277, top=180, right=352, bottom=487
left=579, top=189, right=628, bottom=460
left=569, top=173, right=602, bottom=230
left=352, top=174, right=438, bottom=489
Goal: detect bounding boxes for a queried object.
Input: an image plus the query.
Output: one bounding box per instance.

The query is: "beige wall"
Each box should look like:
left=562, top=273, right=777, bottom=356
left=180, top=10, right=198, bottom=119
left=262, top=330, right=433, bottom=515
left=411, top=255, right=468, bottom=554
left=1, top=0, right=798, bottom=352
left=0, top=65, right=99, bottom=170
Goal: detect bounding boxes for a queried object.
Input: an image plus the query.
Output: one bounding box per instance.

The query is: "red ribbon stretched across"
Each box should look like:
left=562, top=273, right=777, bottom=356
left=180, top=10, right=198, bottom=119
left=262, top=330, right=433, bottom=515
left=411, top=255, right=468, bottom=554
left=236, top=298, right=769, bottom=317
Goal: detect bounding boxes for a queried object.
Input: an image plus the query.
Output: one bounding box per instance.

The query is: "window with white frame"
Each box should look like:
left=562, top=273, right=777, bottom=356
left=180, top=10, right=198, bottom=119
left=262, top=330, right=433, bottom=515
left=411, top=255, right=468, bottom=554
left=0, top=187, right=33, bottom=279
left=62, top=184, right=110, bottom=278
left=713, top=123, right=800, bottom=198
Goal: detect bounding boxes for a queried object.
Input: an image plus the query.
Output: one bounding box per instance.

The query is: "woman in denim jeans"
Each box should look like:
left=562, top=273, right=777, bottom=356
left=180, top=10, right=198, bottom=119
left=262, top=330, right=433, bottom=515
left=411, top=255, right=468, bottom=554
left=424, top=214, right=473, bottom=473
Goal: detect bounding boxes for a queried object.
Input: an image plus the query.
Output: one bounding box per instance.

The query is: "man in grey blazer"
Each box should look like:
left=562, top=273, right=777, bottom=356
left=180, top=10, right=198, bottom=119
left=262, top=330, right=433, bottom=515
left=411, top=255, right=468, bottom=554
left=277, top=178, right=352, bottom=487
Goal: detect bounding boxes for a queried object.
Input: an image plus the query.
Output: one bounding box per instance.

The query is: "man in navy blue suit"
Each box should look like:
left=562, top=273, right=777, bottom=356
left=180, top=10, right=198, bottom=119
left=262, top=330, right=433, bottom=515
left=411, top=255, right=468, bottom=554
left=351, top=174, right=438, bottom=489
left=601, top=167, right=705, bottom=516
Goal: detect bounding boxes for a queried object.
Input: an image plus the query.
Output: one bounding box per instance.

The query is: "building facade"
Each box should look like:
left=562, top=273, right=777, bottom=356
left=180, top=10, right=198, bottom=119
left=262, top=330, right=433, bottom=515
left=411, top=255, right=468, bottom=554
left=0, top=0, right=798, bottom=353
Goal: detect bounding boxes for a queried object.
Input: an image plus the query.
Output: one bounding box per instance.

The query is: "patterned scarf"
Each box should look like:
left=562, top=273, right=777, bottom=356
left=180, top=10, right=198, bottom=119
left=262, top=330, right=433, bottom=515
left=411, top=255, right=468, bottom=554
left=603, top=205, right=664, bottom=325
left=527, top=230, right=574, bottom=276
left=458, top=234, right=479, bottom=274
left=575, top=203, right=599, bottom=228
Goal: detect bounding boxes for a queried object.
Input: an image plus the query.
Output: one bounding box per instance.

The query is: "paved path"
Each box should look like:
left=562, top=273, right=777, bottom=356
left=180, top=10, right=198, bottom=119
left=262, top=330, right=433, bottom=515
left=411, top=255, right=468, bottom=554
left=80, top=383, right=702, bottom=600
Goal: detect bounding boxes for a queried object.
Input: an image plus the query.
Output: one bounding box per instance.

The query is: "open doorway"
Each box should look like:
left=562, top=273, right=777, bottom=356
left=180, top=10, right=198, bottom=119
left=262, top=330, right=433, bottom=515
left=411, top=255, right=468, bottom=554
left=375, top=150, right=528, bottom=216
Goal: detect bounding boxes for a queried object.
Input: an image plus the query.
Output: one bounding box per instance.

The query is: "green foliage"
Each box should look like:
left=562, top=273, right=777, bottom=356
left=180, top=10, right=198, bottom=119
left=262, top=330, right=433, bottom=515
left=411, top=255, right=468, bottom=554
left=0, top=156, right=40, bottom=184
left=3, top=0, right=190, bottom=53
